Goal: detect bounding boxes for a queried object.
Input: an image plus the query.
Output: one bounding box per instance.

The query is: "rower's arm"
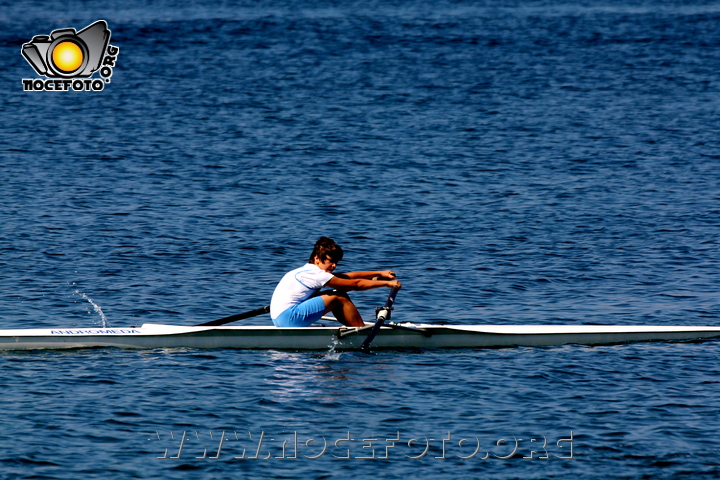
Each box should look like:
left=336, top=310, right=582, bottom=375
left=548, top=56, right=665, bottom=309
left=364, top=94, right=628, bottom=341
left=326, top=276, right=401, bottom=291
left=340, top=270, right=396, bottom=280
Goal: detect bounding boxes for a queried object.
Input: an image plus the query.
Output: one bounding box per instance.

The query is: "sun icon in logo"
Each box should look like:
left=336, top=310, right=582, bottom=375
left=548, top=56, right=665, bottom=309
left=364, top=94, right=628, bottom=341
left=51, top=41, right=85, bottom=73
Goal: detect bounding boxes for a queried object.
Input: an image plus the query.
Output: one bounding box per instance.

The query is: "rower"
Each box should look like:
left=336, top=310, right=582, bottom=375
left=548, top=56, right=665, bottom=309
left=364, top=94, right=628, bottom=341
left=269, top=237, right=401, bottom=327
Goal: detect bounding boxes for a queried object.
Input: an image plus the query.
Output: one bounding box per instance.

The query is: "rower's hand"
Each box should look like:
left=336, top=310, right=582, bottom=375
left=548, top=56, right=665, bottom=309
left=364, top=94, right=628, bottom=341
left=380, top=270, right=396, bottom=279
left=387, top=280, right=402, bottom=289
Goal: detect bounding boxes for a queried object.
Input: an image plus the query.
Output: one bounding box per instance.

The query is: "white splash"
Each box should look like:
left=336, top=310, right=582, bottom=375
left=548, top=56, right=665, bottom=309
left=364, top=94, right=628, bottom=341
left=77, top=290, right=109, bottom=328
left=323, top=336, right=342, bottom=360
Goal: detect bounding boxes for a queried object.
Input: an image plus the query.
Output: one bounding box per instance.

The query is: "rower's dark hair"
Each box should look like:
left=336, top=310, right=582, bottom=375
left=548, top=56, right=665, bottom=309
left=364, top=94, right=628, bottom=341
left=308, top=237, right=344, bottom=263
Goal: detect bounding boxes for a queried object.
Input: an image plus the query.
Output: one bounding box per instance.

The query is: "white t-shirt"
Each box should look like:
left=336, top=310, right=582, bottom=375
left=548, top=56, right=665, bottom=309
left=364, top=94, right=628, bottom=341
left=270, top=264, right=335, bottom=319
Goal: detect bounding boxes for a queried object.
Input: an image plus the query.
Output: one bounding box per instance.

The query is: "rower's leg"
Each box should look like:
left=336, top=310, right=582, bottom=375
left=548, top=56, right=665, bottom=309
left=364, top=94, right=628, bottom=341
left=320, top=293, right=364, bottom=327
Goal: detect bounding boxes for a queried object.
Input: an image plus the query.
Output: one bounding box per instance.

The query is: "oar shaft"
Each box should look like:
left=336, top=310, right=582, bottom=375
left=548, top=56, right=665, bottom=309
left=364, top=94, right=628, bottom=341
left=194, top=306, right=270, bottom=327
left=360, top=286, right=401, bottom=353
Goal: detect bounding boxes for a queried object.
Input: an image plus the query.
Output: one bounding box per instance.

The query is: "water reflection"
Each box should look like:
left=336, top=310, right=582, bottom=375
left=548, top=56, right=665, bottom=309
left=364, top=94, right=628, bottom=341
left=265, top=351, right=398, bottom=404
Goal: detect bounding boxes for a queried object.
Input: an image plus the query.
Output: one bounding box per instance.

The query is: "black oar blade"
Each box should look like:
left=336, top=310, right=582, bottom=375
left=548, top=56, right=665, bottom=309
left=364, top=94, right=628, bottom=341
left=194, top=306, right=270, bottom=327
left=360, top=286, right=401, bottom=353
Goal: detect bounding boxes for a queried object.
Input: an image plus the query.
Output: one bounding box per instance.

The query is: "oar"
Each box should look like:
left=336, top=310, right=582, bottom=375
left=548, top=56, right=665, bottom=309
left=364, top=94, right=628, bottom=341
left=194, top=306, right=270, bottom=327
left=359, top=286, right=401, bottom=353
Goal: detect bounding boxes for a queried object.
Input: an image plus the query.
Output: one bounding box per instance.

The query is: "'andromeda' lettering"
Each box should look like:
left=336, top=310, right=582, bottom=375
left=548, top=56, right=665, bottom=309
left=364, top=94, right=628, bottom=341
left=50, top=329, right=141, bottom=335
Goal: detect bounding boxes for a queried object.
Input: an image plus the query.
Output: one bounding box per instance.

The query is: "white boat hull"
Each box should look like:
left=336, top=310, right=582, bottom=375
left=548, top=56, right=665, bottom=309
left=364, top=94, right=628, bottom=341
left=1, top=323, right=720, bottom=351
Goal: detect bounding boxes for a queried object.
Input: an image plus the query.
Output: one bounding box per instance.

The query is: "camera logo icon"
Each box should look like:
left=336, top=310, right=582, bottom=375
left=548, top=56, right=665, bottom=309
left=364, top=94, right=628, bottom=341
left=21, top=20, right=119, bottom=91
left=22, top=20, right=111, bottom=78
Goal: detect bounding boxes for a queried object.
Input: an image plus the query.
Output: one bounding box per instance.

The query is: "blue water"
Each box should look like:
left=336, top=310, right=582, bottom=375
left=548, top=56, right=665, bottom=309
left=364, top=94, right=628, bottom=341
left=1, top=0, right=720, bottom=478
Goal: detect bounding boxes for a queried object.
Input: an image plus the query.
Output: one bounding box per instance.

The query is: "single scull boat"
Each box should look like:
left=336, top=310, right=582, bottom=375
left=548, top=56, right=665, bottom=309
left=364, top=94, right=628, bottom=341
left=2, top=288, right=718, bottom=351
left=2, top=323, right=720, bottom=351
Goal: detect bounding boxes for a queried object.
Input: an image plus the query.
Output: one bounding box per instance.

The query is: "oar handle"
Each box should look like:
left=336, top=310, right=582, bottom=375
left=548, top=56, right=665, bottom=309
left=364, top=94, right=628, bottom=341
left=360, top=286, right=401, bottom=353
left=385, top=285, right=401, bottom=309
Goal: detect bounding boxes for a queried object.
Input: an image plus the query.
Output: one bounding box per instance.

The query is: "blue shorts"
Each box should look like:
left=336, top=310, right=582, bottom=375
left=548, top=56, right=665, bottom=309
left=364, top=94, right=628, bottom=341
left=272, top=296, right=327, bottom=327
